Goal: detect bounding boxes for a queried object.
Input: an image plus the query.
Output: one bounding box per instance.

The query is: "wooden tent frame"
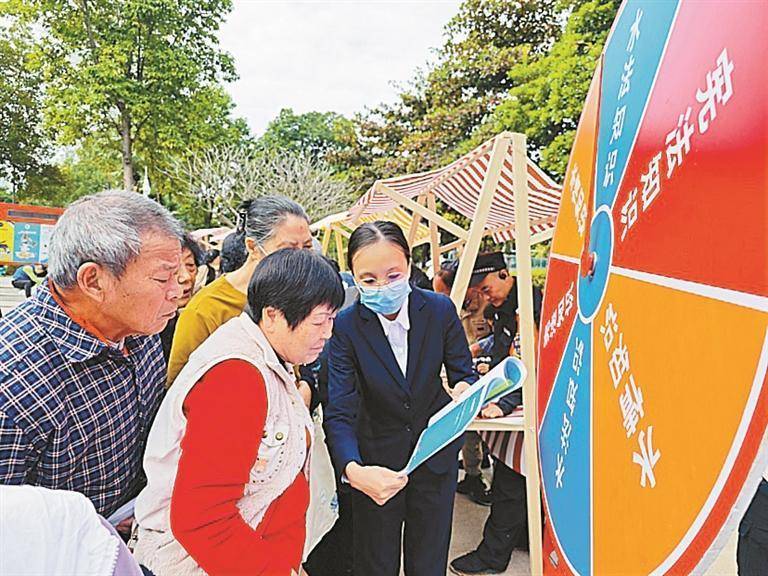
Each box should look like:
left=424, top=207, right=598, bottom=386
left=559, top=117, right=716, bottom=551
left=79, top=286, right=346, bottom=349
left=317, top=132, right=555, bottom=575
left=439, top=132, right=546, bottom=576
left=311, top=207, right=433, bottom=272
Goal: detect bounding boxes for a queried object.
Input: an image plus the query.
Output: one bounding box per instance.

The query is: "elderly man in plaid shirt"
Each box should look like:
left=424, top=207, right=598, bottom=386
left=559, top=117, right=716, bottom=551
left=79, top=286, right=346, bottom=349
left=0, top=190, right=183, bottom=518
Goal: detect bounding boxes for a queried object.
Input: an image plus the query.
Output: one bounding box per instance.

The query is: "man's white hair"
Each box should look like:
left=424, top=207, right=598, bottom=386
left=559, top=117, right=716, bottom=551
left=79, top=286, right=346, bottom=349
left=48, top=190, right=183, bottom=289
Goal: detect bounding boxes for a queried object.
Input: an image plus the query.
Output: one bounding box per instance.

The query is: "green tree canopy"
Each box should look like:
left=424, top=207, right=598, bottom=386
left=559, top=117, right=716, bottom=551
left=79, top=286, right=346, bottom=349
left=461, top=0, right=621, bottom=179
left=350, top=0, right=560, bottom=183
left=0, top=28, right=47, bottom=195
left=2, top=0, right=242, bottom=192
left=259, top=108, right=354, bottom=160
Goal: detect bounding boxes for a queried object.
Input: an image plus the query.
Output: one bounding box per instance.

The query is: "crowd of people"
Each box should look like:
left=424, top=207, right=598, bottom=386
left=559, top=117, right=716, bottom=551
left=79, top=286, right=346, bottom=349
left=0, top=190, right=765, bottom=576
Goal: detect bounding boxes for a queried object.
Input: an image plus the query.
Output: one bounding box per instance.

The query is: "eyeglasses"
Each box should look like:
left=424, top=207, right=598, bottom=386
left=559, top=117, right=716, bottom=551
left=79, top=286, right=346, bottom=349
left=355, top=273, right=406, bottom=291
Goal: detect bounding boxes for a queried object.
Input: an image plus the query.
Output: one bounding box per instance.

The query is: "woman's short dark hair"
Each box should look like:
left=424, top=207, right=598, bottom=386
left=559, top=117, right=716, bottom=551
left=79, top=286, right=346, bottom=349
left=220, top=231, right=248, bottom=273
left=248, top=248, right=345, bottom=329
left=347, top=221, right=411, bottom=272
left=181, top=233, right=204, bottom=267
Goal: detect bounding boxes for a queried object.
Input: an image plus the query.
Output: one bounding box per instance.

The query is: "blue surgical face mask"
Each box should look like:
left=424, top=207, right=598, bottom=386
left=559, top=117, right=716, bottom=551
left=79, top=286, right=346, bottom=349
left=357, top=275, right=412, bottom=315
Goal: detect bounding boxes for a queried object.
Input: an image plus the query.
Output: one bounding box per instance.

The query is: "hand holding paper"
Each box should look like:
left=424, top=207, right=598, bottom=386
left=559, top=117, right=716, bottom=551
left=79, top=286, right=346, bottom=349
left=480, top=357, right=525, bottom=406
left=449, top=380, right=471, bottom=402
left=400, top=358, right=527, bottom=475
left=345, top=462, right=408, bottom=506
left=481, top=403, right=504, bottom=419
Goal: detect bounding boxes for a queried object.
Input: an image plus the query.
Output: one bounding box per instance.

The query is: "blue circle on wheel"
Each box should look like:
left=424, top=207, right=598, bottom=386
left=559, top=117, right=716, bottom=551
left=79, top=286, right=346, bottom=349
left=577, top=206, right=613, bottom=322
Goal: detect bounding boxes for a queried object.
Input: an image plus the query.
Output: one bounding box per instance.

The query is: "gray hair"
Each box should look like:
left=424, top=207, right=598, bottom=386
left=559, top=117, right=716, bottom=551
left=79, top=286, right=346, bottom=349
left=238, top=196, right=309, bottom=245
left=48, top=190, right=184, bottom=289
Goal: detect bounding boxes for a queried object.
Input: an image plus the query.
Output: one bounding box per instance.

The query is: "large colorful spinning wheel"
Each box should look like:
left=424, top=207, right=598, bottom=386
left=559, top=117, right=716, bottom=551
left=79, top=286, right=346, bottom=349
left=537, top=1, right=768, bottom=574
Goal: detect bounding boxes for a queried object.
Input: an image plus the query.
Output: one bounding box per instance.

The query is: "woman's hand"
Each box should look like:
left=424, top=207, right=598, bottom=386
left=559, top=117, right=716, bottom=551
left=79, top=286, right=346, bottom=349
left=480, top=403, right=504, bottom=419
left=345, top=462, right=408, bottom=506
left=449, top=380, right=471, bottom=402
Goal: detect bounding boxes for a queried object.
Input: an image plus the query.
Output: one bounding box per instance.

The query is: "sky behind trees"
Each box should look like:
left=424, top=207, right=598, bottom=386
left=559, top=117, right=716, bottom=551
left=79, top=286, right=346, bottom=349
left=218, top=1, right=460, bottom=135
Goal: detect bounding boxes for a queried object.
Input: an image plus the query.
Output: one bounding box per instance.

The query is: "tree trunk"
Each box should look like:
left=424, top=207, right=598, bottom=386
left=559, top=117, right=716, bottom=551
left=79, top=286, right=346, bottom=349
left=118, top=102, right=134, bottom=192
left=204, top=202, right=213, bottom=227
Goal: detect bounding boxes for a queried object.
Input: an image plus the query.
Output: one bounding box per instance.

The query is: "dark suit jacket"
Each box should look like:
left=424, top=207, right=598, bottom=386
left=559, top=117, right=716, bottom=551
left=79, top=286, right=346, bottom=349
left=325, top=287, right=477, bottom=476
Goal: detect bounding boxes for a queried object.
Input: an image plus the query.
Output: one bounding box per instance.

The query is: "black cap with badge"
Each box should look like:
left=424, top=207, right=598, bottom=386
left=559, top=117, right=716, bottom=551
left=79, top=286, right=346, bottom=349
left=468, top=252, right=507, bottom=286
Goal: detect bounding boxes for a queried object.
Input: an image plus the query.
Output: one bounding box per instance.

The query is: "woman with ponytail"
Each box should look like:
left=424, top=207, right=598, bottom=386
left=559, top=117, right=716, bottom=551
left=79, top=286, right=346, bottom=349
left=166, top=196, right=313, bottom=386
left=324, top=221, right=477, bottom=576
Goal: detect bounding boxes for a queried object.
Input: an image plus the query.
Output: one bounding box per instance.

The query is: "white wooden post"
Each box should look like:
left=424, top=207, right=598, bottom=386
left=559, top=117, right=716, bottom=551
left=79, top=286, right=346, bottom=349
left=321, top=226, right=331, bottom=255
left=426, top=192, right=441, bottom=275
left=511, top=132, right=544, bottom=576
left=449, top=133, right=510, bottom=311
left=334, top=229, right=346, bottom=271
left=438, top=238, right=465, bottom=255
left=376, top=182, right=468, bottom=242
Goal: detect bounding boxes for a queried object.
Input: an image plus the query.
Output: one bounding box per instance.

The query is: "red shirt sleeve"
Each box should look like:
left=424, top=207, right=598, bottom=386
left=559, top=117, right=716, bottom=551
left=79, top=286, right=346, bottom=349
left=170, top=359, right=307, bottom=575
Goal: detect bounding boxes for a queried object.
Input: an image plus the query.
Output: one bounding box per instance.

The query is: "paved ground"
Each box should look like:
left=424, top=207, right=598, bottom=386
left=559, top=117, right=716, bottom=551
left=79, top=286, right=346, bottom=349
left=395, top=468, right=529, bottom=576
left=447, top=471, right=530, bottom=576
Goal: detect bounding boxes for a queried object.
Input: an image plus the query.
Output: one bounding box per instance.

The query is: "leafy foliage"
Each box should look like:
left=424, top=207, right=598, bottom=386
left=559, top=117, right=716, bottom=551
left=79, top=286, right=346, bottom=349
left=461, top=0, right=621, bottom=179
left=347, top=0, right=561, bottom=185
left=0, top=28, right=47, bottom=193
left=1, top=0, right=620, bottom=239
left=2, top=0, right=243, bottom=190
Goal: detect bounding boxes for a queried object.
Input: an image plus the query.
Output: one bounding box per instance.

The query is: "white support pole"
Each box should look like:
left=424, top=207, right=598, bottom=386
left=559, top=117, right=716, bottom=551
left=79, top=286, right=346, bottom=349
left=449, top=133, right=510, bottom=312
left=334, top=229, right=346, bottom=272
left=376, top=182, right=469, bottom=242
left=321, top=227, right=331, bottom=255
left=438, top=238, right=465, bottom=255
left=407, top=195, right=426, bottom=246
left=511, top=132, right=544, bottom=576
left=440, top=229, right=502, bottom=257
left=530, top=228, right=555, bottom=246
left=426, top=192, right=441, bottom=275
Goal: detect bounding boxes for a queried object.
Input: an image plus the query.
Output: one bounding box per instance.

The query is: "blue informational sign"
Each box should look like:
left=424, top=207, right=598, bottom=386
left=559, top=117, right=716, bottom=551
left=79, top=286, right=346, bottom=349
left=13, top=223, right=41, bottom=263
left=401, top=357, right=527, bottom=475
left=483, top=357, right=526, bottom=405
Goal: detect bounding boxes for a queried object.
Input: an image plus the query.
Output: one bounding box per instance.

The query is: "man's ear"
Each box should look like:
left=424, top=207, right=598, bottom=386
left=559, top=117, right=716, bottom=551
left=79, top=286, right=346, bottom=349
left=499, top=270, right=508, bottom=281
left=76, top=262, right=110, bottom=303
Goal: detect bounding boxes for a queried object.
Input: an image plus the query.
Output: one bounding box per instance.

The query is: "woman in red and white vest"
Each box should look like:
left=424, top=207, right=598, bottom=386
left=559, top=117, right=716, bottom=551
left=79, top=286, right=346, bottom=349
left=133, top=249, right=344, bottom=576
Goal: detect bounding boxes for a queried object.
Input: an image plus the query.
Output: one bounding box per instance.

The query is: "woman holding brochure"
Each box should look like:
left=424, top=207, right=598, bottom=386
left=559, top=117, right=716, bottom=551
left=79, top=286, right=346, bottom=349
left=324, top=221, right=477, bottom=576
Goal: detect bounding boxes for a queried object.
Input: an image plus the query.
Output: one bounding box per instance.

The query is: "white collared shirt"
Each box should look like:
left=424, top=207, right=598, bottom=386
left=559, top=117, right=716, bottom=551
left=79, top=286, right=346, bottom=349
left=376, top=294, right=410, bottom=376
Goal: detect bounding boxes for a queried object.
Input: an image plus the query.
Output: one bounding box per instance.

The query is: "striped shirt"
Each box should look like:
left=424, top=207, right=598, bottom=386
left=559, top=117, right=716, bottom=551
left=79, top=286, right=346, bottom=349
left=0, top=282, right=165, bottom=516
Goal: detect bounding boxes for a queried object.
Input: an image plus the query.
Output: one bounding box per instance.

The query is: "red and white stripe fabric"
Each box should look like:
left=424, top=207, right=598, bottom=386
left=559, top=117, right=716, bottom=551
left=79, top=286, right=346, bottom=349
left=349, top=134, right=562, bottom=244
left=311, top=207, right=432, bottom=246
left=480, top=407, right=528, bottom=476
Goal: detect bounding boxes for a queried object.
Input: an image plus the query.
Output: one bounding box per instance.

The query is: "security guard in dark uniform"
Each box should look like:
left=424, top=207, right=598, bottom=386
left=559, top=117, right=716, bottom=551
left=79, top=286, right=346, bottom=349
left=472, top=252, right=543, bottom=364
left=450, top=252, right=543, bottom=576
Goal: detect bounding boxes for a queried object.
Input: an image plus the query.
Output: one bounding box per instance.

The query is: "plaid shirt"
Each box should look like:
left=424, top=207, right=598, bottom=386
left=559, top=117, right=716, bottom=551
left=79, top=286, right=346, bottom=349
left=0, top=283, right=165, bottom=516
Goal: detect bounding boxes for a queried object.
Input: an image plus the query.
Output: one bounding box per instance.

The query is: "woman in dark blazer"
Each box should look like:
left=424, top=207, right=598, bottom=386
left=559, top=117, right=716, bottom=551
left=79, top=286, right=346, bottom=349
left=324, top=221, right=477, bottom=576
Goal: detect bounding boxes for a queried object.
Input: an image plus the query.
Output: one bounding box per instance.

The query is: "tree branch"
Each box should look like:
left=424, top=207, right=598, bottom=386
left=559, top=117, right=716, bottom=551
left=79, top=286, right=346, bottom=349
left=78, top=0, right=99, bottom=59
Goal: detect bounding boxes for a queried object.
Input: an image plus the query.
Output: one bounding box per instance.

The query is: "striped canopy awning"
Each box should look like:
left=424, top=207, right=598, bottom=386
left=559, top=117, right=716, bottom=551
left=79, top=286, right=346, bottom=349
left=311, top=206, right=432, bottom=246
left=349, top=134, right=562, bottom=244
